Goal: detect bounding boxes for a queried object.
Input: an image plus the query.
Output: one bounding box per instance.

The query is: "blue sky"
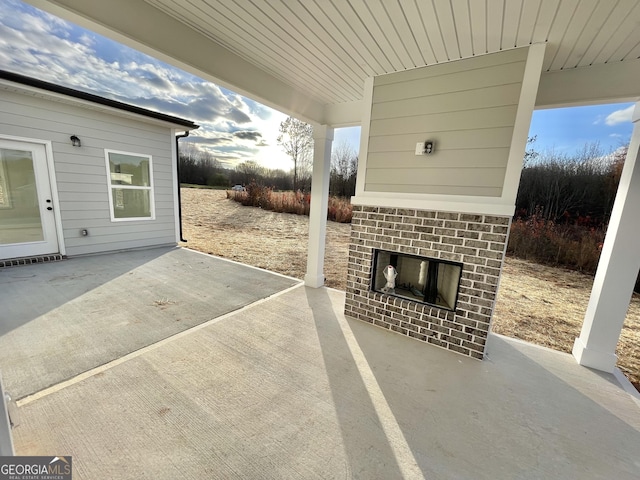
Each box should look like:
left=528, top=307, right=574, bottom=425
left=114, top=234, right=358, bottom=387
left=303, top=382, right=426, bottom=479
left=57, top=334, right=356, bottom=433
left=529, top=103, right=634, bottom=155
left=0, top=0, right=635, bottom=169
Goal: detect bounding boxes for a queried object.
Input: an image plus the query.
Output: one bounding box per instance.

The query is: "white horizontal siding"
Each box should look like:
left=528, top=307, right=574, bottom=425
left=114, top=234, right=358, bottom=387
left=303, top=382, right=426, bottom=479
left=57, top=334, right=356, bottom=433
left=63, top=221, right=175, bottom=242
left=58, top=200, right=111, bottom=211
left=367, top=184, right=502, bottom=197
left=52, top=162, right=107, bottom=176
left=371, top=83, right=523, bottom=119
left=0, top=97, right=173, bottom=153
left=366, top=167, right=505, bottom=188
left=369, top=105, right=519, bottom=136
left=366, top=148, right=510, bottom=169
left=153, top=178, right=175, bottom=189
left=365, top=48, right=528, bottom=197
left=56, top=172, right=110, bottom=185
left=0, top=93, right=170, bottom=140
left=64, top=238, right=177, bottom=257
left=51, top=148, right=175, bottom=173
left=55, top=183, right=109, bottom=194
left=0, top=91, right=178, bottom=256
left=368, top=127, right=514, bottom=153
left=372, top=62, right=527, bottom=103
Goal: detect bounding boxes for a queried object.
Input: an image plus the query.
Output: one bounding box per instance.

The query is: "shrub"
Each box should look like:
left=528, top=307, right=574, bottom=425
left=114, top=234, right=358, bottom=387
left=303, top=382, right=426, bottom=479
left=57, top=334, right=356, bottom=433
left=328, top=196, right=352, bottom=223
left=508, top=214, right=640, bottom=293
left=227, top=185, right=351, bottom=223
left=507, top=211, right=605, bottom=274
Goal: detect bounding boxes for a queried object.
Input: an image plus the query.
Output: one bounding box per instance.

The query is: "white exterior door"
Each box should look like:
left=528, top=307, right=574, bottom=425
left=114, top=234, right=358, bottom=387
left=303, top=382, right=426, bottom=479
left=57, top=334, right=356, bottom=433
left=0, top=139, right=59, bottom=259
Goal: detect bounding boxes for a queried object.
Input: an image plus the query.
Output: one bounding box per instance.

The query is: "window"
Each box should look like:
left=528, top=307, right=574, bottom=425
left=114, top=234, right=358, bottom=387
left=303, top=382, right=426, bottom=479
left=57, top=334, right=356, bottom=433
left=105, top=150, right=154, bottom=221
left=371, top=250, right=462, bottom=310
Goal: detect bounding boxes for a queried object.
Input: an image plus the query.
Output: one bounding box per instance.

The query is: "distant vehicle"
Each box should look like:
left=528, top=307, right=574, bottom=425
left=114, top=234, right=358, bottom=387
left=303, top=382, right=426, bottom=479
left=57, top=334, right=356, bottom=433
left=231, top=184, right=246, bottom=191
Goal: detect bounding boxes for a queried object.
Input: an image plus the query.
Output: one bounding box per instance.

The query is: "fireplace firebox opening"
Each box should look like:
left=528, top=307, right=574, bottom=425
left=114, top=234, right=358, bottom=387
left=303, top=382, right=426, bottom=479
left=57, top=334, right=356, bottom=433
left=371, top=250, right=462, bottom=310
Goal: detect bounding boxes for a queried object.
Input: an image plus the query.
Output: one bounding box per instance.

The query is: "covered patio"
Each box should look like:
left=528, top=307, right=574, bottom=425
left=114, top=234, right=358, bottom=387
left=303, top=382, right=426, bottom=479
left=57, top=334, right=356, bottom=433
left=1, top=248, right=639, bottom=478
left=2, top=1, right=640, bottom=477
left=22, top=0, right=640, bottom=373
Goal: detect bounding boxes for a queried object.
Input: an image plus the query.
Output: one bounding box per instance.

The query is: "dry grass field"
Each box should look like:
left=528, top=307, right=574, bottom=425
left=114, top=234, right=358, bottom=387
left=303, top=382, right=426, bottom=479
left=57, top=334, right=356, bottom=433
left=181, top=188, right=640, bottom=388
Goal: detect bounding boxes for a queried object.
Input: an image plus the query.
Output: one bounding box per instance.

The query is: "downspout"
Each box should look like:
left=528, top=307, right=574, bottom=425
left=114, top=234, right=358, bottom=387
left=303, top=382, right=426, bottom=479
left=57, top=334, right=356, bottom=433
left=176, top=131, right=189, bottom=242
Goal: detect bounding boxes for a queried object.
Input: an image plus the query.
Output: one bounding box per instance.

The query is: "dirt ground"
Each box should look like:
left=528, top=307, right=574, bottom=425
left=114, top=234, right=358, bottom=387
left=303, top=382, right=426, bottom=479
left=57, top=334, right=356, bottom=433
left=181, top=188, right=640, bottom=387
left=181, top=188, right=350, bottom=284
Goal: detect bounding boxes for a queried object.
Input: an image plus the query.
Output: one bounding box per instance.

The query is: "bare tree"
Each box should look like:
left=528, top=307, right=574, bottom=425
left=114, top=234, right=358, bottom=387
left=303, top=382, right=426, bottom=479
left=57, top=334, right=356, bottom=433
left=178, top=143, right=226, bottom=186
left=523, top=135, right=539, bottom=165
left=200, top=150, right=221, bottom=171
left=263, top=168, right=292, bottom=191
left=515, top=141, right=627, bottom=223
left=330, top=140, right=358, bottom=197
left=277, top=116, right=313, bottom=191
left=235, top=160, right=264, bottom=185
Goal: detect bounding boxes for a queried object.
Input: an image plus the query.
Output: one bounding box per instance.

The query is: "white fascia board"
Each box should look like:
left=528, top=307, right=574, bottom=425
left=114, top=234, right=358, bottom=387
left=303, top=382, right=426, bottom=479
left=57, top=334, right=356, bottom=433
left=501, top=43, right=546, bottom=207
left=537, top=59, right=640, bottom=109
left=632, top=102, right=640, bottom=123
left=355, top=77, right=374, bottom=196
left=351, top=193, right=516, bottom=217
left=26, top=0, right=325, bottom=124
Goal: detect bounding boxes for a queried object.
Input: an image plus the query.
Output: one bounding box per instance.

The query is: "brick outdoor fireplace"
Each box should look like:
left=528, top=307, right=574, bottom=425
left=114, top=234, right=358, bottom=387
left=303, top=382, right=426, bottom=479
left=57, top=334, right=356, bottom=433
left=344, top=206, right=510, bottom=359
left=343, top=45, right=545, bottom=360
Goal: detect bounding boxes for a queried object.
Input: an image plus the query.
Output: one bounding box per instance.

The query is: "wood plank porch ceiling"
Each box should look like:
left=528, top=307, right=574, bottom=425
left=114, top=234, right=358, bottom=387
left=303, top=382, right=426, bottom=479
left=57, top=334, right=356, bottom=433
left=145, top=0, right=640, bottom=106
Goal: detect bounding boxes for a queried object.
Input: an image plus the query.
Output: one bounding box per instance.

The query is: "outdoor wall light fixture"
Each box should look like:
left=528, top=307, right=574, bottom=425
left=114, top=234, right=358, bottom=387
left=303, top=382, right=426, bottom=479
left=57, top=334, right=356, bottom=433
left=415, top=140, right=435, bottom=155
left=424, top=141, right=434, bottom=154
left=70, top=135, right=81, bottom=147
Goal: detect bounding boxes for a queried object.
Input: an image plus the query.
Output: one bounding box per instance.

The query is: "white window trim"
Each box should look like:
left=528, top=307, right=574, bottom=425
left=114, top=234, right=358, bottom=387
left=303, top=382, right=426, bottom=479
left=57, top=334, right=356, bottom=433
left=104, top=149, right=155, bottom=222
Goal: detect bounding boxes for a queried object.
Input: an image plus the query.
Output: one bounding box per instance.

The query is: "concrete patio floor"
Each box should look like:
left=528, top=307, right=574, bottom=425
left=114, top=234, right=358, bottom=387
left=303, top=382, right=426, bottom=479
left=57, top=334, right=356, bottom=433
left=0, top=247, right=298, bottom=399
left=2, top=248, right=640, bottom=479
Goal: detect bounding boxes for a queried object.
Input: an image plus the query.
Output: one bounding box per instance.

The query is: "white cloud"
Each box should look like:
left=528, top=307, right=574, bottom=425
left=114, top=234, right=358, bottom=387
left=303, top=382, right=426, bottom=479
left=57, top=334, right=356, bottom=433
left=0, top=0, right=290, bottom=169
left=605, top=105, right=634, bottom=126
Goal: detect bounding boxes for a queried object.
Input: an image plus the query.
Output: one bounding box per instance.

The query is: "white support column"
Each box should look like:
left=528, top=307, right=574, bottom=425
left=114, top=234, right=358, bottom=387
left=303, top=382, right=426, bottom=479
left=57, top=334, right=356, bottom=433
left=0, top=374, right=15, bottom=456
left=304, top=124, right=334, bottom=288
left=573, top=102, right=640, bottom=372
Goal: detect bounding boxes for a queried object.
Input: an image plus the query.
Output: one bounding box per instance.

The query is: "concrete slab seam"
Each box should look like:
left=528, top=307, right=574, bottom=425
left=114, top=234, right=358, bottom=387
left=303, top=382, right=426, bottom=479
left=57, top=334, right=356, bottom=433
left=16, top=282, right=305, bottom=407
left=613, top=368, right=640, bottom=408
left=490, top=332, right=576, bottom=357
left=492, top=334, right=640, bottom=411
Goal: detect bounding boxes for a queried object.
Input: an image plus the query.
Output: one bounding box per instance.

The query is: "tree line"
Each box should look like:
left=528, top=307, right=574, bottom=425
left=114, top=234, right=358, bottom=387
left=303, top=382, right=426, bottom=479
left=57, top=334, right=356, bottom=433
left=509, top=138, right=639, bottom=290
left=515, top=138, right=626, bottom=226
left=178, top=116, right=358, bottom=197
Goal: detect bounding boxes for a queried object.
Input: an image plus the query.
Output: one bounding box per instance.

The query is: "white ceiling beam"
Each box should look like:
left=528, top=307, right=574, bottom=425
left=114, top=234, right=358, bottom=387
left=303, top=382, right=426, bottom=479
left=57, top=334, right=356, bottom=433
left=536, top=59, right=640, bottom=108
left=322, top=101, right=363, bottom=128
left=24, top=0, right=326, bottom=124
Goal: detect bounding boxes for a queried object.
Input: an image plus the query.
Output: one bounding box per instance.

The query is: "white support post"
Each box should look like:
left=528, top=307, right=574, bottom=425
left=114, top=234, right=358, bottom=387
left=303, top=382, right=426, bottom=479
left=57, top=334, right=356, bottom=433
left=304, top=124, right=334, bottom=288
left=0, top=373, right=15, bottom=456
left=573, top=102, right=640, bottom=372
